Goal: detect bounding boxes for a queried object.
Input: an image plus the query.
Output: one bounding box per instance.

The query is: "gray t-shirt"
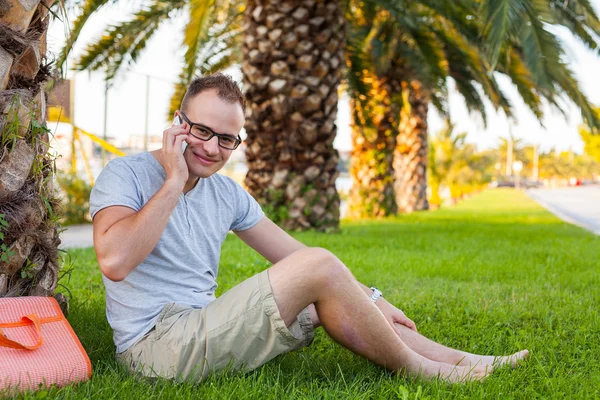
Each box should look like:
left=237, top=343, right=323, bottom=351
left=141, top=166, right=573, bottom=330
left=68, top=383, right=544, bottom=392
left=89, top=152, right=264, bottom=353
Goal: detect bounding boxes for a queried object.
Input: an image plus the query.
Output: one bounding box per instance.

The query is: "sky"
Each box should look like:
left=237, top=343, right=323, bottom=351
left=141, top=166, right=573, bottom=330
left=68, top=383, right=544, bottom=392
left=46, top=1, right=600, bottom=154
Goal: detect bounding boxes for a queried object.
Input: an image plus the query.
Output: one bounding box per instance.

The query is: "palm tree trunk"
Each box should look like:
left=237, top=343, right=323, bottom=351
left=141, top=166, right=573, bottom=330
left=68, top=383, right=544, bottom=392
left=394, top=79, right=430, bottom=213
left=0, top=0, right=66, bottom=311
left=347, top=71, right=399, bottom=218
left=242, top=0, right=344, bottom=231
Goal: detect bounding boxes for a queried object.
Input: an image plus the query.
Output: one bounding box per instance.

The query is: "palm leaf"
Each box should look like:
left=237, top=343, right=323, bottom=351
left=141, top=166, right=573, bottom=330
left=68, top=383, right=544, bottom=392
left=168, top=77, right=188, bottom=119
left=549, top=0, right=600, bottom=52
left=181, top=0, right=216, bottom=83
left=546, top=59, right=599, bottom=127
left=480, top=0, right=531, bottom=68
left=505, top=49, right=543, bottom=120
left=56, top=0, right=113, bottom=73
left=167, top=2, right=244, bottom=118
left=75, top=0, right=186, bottom=82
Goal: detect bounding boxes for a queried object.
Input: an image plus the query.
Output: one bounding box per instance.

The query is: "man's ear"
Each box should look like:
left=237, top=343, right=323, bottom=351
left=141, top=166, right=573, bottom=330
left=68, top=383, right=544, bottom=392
left=173, top=112, right=182, bottom=126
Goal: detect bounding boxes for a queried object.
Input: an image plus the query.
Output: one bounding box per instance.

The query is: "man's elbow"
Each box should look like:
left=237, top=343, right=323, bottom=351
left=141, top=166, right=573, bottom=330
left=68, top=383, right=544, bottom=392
left=97, top=255, right=128, bottom=282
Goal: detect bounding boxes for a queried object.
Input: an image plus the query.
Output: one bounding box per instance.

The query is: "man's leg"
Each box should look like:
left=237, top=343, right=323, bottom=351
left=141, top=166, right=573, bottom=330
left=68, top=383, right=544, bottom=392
left=392, top=323, right=529, bottom=369
left=268, top=247, right=489, bottom=382
left=305, top=304, right=528, bottom=370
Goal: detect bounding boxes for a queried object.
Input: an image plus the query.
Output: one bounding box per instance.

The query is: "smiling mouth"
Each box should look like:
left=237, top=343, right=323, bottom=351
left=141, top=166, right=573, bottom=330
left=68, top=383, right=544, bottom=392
left=193, top=152, right=218, bottom=165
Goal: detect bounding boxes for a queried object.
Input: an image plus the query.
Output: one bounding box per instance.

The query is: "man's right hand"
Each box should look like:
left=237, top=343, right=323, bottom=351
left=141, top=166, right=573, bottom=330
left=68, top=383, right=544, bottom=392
left=94, top=122, right=189, bottom=282
left=159, top=120, right=189, bottom=188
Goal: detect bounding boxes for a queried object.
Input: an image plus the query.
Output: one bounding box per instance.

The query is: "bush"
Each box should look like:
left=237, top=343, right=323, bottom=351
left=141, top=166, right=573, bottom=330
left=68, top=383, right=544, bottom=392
left=56, top=172, right=92, bottom=225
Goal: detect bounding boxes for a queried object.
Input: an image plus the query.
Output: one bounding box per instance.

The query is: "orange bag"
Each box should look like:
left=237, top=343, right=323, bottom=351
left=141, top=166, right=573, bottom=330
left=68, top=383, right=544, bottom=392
left=0, top=296, right=92, bottom=393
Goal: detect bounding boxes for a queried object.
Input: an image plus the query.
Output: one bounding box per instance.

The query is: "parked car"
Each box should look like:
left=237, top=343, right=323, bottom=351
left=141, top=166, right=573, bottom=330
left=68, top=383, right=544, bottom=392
left=489, top=179, right=543, bottom=189
left=490, top=180, right=515, bottom=188
left=523, top=179, right=543, bottom=189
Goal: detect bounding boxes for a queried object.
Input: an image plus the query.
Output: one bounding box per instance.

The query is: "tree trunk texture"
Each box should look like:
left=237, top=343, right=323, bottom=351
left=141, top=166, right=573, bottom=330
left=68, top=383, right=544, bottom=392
left=242, top=0, right=344, bottom=231
left=347, top=71, right=399, bottom=218
left=394, top=79, right=430, bottom=213
left=0, top=0, right=67, bottom=313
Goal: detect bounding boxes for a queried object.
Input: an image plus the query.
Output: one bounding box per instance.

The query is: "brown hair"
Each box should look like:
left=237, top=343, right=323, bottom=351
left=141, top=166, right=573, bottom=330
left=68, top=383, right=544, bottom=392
left=181, top=73, right=246, bottom=114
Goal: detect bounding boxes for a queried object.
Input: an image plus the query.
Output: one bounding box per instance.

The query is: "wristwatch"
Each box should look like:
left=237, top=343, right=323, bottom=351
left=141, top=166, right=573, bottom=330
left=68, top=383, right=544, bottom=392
left=370, top=287, right=383, bottom=303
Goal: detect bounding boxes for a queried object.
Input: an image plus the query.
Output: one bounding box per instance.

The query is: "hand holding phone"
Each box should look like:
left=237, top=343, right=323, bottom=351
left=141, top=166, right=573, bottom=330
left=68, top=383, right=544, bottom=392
left=160, top=113, right=189, bottom=187
left=173, top=115, right=187, bottom=152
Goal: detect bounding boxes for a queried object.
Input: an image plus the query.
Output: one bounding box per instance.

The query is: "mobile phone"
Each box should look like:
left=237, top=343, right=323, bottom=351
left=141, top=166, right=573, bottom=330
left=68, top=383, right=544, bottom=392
left=173, top=115, right=186, bottom=152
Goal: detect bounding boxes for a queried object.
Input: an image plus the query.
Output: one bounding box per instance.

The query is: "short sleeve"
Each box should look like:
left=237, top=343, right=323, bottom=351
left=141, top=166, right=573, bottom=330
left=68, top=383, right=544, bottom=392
left=230, top=182, right=264, bottom=231
left=90, top=158, right=143, bottom=219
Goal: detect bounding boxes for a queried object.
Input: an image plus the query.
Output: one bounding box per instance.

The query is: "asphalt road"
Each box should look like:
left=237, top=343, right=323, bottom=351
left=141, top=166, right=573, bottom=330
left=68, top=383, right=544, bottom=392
left=59, top=224, right=94, bottom=249
left=527, top=186, right=600, bottom=235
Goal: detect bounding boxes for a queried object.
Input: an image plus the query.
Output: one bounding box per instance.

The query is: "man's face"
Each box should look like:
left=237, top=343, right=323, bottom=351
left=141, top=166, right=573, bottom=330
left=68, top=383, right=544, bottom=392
left=178, top=89, right=245, bottom=179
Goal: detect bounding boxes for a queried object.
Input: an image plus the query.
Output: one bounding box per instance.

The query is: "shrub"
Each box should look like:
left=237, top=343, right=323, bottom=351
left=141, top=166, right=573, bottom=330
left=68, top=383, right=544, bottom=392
left=56, top=172, right=92, bottom=225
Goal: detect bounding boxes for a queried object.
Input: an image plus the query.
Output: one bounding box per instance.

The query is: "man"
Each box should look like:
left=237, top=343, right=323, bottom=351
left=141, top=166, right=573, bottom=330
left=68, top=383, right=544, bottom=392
left=90, top=73, right=528, bottom=384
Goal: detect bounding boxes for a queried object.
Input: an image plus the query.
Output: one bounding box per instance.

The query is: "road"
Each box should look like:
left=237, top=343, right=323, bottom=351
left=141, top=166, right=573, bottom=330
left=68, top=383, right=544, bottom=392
left=59, top=224, right=94, bottom=249
left=527, top=186, right=600, bottom=235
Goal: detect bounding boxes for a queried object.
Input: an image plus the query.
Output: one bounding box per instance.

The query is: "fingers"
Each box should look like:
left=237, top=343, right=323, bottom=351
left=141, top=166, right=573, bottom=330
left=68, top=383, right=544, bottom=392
left=409, top=321, right=418, bottom=332
left=393, top=316, right=417, bottom=332
left=163, top=126, right=188, bottom=152
left=402, top=317, right=417, bottom=331
left=391, top=320, right=403, bottom=337
left=173, top=132, right=188, bottom=152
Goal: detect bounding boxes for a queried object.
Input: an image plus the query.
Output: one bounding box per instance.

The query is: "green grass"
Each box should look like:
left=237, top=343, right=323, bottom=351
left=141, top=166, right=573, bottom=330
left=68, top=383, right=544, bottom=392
left=11, top=189, right=600, bottom=399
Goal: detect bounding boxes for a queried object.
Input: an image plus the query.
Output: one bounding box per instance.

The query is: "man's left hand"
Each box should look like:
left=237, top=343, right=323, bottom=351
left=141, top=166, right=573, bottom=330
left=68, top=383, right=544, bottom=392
left=377, top=298, right=417, bottom=334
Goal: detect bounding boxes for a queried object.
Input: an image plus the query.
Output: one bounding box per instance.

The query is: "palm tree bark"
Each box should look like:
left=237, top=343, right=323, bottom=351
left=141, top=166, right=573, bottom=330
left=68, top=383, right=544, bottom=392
left=0, top=0, right=66, bottom=311
left=394, top=79, right=430, bottom=213
left=347, top=71, right=399, bottom=218
left=242, top=0, right=344, bottom=231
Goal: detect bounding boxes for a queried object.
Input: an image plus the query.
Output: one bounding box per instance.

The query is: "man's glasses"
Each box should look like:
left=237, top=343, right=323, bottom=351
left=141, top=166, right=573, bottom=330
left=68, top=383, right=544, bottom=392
left=179, top=111, right=242, bottom=150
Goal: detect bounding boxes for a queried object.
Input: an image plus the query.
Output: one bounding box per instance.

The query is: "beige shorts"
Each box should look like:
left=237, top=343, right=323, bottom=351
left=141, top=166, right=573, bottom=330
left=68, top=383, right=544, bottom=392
left=116, top=270, right=314, bottom=381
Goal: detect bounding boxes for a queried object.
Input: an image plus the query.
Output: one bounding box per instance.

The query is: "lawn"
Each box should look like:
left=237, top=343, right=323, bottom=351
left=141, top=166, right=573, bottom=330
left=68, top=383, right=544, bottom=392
left=14, top=189, right=600, bottom=399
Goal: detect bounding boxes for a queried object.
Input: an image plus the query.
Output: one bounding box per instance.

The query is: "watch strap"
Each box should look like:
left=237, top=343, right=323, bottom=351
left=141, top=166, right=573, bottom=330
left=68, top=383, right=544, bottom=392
left=370, top=287, right=383, bottom=303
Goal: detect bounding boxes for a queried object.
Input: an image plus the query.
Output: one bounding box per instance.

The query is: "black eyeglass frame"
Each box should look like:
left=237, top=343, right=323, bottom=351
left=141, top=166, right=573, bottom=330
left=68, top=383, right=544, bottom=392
left=179, top=111, right=242, bottom=150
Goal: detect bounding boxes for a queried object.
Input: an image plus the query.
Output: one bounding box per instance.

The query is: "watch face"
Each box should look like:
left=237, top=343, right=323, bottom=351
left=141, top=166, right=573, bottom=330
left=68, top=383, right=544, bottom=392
left=370, top=288, right=382, bottom=302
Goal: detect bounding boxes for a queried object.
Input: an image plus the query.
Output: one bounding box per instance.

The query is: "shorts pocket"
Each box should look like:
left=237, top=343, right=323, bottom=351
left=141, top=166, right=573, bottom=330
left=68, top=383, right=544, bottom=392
left=153, top=302, right=182, bottom=342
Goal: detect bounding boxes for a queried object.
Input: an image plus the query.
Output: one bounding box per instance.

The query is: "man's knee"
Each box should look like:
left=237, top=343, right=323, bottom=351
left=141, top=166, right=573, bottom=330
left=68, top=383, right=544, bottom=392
left=296, top=247, right=353, bottom=284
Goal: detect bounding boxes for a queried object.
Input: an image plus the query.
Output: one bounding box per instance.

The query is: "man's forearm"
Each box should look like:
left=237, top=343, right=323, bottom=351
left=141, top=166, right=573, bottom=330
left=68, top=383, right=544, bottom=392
left=96, top=179, right=182, bottom=281
left=358, top=282, right=393, bottom=314
left=359, top=282, right=381, bottom=303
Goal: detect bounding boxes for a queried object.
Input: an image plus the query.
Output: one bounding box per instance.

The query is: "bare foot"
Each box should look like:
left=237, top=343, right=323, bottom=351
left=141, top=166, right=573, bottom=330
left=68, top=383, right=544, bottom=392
left=459, top=350, right=530, bottom=370
left=491, top=350, right=530, bottom=368
left=436, top=363, right=491, bottom=383
left=408, top=357, right=492, bottom=383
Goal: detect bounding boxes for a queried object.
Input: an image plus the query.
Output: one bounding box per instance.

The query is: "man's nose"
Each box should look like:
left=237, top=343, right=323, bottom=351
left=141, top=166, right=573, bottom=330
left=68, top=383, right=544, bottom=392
left=203, top=136, right=220, bottom=155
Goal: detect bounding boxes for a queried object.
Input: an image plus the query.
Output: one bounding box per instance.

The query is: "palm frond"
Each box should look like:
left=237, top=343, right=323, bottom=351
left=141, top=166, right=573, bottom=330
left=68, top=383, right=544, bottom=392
left=549, top=0, right=600, bottom=52
left=345, top=11, right=378, bottom=124
left=546, top=59, right=600, bottom=128
left=505, top=49, right=543, bottom=120
left=519, top=2, right=563, bottom=90
left=393, top=37, right=447, bottom=113
left=453, top=77, right=489, bottom=125
left=168, top=77, right=188, bottom=118
left=75, top=0, right=186, bottom=82
left=406, top=20, right=450, bottom=82
left=56, top=0, right=112, bottom=74
left=480, top=0, right=531, bottom=67
left=195, top=8, right=244, bottom=75
left=418, top=0, right=481, bottom=40
left=201, top=50, right=241, bottom=76
left=167, top=2, right=244, bottom=118
left=429, top=13, right=507, bottom=116
left=181, top=0, right=216, bottom=83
